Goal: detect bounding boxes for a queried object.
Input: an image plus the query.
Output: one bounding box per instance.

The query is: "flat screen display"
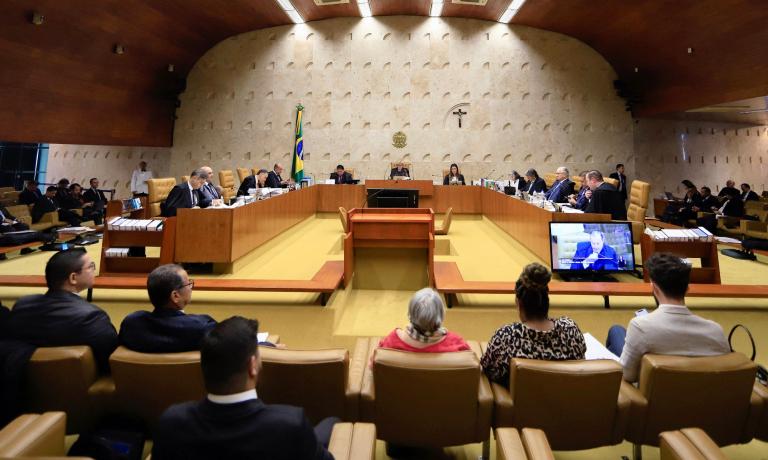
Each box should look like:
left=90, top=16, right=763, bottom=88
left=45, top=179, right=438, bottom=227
left=549, top=222, right=635, bottom=272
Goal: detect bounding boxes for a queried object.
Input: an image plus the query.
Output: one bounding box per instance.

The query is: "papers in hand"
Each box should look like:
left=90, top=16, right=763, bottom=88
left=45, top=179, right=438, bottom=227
left=583, top=333, right=620, bottom=362
left=257, top=332, right=269, bottom=343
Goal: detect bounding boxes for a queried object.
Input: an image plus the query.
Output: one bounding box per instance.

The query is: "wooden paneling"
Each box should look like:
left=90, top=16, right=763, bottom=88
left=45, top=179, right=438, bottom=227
left=316, top=184, right=366, bottom=212
left=292, top=0, right=361, bottom=22
left=441, top=0, right=512, bottom=22
left=369, top=0, right=431, bottom=16
left=433, top=185, right=482, bottom=213
left=365, top=180, right=434, bottom=196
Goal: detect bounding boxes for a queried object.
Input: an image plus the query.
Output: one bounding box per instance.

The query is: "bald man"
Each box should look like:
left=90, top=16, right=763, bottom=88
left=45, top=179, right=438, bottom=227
left=266, top=164, right=290, bottom=188
left=199, top=166, right=222, bottom=202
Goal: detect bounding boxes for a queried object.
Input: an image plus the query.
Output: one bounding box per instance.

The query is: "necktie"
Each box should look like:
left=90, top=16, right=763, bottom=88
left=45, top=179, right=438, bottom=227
left=191, top=189, right=197, bottom=206
left=547, top=181, right=561, bottom=199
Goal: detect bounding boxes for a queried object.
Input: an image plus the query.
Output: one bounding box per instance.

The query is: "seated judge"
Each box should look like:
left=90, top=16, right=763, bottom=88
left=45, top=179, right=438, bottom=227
left=389, top=162, right=410, bottom=179
left=584, top=170, right=627, bottom=220
left=162, top=168, right=211, bottom=217
left=718, top=179, right=739, bottom=200
left=152, top=316, right=337, bottom=460
left=567, top=171, right=591, bottom=210
left=62, top=183, right=100, bottom=224
left=237, top=169, right=269, bottom=196
left=266, top=163, right=290, bottom=188
left=697, top=188, right=744, bottom=233
left=693, top=186, right=719, bottom=213
left=510, top=170, right=526, bottom=193
left=330, top=164, right=354, bottom=184
left=668, top=180, right=701, bottom=226
left=524, top=168, right=547, bottom=194
left=443, top=163, right=466, bottom=185
left=741, top=183, right=759, bottom=202
left=569, top=230, right=619, bottom=271
left=2, top=248, right=118, bottom=373
left=544, top=166, right=573, bottom=203
left=18, top=180, right=43, bottom=205
left=199, top=166, right=223, bottom=203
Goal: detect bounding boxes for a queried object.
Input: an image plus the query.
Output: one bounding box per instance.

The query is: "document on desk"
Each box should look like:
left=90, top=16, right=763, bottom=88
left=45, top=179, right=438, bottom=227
left=257, top=332, right=269, bottom=343
left=560, top=206, right=584, bottom=214
left=583, top=333, right=620, bottom=362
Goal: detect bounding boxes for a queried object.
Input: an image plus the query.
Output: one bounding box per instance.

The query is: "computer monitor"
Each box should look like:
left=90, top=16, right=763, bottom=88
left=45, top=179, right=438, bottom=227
left=366, top=188, right=419, bottom=208
left=549, top=222, right=635, bottom=280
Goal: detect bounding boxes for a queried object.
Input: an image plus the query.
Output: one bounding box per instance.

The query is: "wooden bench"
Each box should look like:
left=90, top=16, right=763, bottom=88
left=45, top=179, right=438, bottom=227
left=0, top=260, right=345, bottom=306
left=433, top=261, right=768, bottom=308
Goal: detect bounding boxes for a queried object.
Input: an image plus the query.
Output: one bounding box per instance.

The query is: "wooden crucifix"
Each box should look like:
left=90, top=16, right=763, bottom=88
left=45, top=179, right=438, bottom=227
left=452, top=108, right=467, bottom=128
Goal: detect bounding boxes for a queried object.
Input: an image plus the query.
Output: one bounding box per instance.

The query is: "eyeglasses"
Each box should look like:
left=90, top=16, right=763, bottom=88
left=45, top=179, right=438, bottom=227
left=177, top=280, right=195, bottom=290
left=76, top=262, right=96, bottom=273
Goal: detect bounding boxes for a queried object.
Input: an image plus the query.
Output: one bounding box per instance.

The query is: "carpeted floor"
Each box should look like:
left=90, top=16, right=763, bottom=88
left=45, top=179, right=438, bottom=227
left=2, top=212, right=767, bottom=459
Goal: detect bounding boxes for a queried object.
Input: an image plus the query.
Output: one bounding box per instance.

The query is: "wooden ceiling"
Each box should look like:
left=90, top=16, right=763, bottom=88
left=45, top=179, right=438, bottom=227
left=0, top=0, right=766, bottom=147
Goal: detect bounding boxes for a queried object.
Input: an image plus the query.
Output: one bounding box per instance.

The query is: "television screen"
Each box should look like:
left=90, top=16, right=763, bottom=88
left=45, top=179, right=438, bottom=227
left=549, top=222, right=635, bottom=272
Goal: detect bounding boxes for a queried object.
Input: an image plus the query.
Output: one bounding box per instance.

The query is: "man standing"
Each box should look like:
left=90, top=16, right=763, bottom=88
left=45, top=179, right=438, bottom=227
left=162, top=169, right=210, bottom=217
left=544, top=166, right=574, bottom=203
left=131, top=161, right=154, bottom=197
left=330, top=165, right=354, bottom=184
left=266, top=163, right=290, bottom=188
left=609, top=163, right=627, bottom=202
left=585, top=170, right=627, bottom=220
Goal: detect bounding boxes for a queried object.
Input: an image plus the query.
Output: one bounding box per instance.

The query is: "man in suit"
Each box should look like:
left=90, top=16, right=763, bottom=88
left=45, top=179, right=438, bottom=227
left=524, top=168, right=547, bottom=194
left=544, top=166, right=574, bottom=203
left=585, top=170, right=627, bottom=220
left=152, top=316, right=337, bottom=460
left=82, top=178, right=108, bottom=225
left=330, top=164, right=354, bottom=184
left=567, top=171, right=591, bottom=210
left=0, top=205, right=29, bottom=233
left=2, top=248, right=118, bottom=373
left=237, top=169, right=269, bottom=197
left=55, top=178, right=70, bottom=204
left=266, top=163, right=290, bottom=188
left=717, top=179, right=739, bottom=200
left=18, top=180, right=42, bottom=205
left=697, top=188, right=744, bottom=233
left=569, top=231, right=619, bottom=271
left=199, top=166, right=223, bottom=203
left=609, top=163, right=628, bottom=202
left=693, top=186, right=718, bottom=213
left=605, top=253, right=729, bottom=382
left=389, top=162, right=410, bottom=179
left=32, top=186, right=82, bottom=226
left=740, top=183, right=759, bottom=202
left=162, top=169, right=211, bottom=217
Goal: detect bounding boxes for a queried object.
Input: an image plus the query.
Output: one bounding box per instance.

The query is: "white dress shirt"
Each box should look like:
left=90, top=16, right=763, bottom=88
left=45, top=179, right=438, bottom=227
left=619, top=304, right=730, bottom=382
left=131, top=169, right=154, bottom=194
left=207, top=389, right=258, bottom=404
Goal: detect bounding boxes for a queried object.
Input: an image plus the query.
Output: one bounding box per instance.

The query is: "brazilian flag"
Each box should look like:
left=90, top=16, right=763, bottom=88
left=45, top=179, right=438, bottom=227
left=291, top=104, right=305, bottom=183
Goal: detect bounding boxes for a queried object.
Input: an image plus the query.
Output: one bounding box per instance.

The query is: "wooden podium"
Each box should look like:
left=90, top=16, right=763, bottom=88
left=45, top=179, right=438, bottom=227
left=343, top=208, right=434, bottom=289
left=640, top=233, right=720, bottom=284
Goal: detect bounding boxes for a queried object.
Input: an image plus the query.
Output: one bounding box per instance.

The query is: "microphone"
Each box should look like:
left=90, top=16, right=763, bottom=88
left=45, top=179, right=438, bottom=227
left=362, top=188, right=387, bottom=209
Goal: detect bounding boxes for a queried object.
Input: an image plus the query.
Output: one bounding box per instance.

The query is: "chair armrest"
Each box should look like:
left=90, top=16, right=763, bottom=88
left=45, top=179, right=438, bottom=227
left=743, top=220, right=767, bottom=232
left=612, top=381, right=631, bottom=445
left=0, top=412, right=66, bottom=457
left=697, top=211, right=713, bottom=218
left=494, top=428, right=526, bottom=460
left=521, top=428, right=555, bottom=460
left=358, top=338, right=379, bottom=422
left=39, top=211, right=57, bottom=224
left=744, top=386, right=765, bottom=442
left=491, top=380, right=515, bottom=427
left=328, top=422, right=376, bottom=460
left=680, top=428, right=729, bottom=460
left=476, top=373, right=493, bottom=441
left=468, top=340, right=483, bottom=360
left=345, top=337, right=370, bottom=421
left=659, top=430, right=702, bottom=460
left=620, top=380, right=648, bottom=444
left=328, top=423, right=353, bottom=460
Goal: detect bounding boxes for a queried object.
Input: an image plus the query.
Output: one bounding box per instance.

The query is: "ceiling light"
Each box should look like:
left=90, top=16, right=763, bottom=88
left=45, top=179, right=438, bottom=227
left=168, top=64, right=175, bottom=72
left=358, top=1, right=371, bottom=17
left=499, top=0, right=526, bottom=23
left=276, top=0, right=305, bottom=24
left=30, top=12, right=45, bottom=25
left=430, top=1, right=444, bottom=17
left=114, top=44, right=125, bottom=55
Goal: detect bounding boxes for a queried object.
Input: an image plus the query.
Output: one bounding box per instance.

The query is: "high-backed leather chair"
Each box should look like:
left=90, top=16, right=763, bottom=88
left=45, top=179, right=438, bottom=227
left=181, top=175, right=189, bottom=183
left=360, top=341, right=492, bottom=456
left=339, top=206, right=349, bottom=233
left=389, top=162, right=412, bottom=178
left=6, top=204, right=62, bottom=232
left=237, top=167, right=250, bottom=182
left=256, top=340, right=368, bottom=423
left=626, top=180, right=651, bottom=243
left=435, top=207, right=453, bottom=235
left=25, top=347, right=113, bottom=434
left=0, top=412, right=66, bottom=457
left=218, top=170, right=237, bottom=203
left=604, top=177, right=620, bottom=188
left=327, top=423, right=376, bottom=460
left=490, top=357, right=629, bottom=450
left=109, top=346, right=205, bottom=432
left=496, top=428, right=555, bottom=460
left=147, top=178, right=177, bottom=217
left=742, top=209, right=768, bottom=240
left=622, top=353, right=761, bottom=448
left=660, top=428, right=730, bottom=460
left=572, top=175, right=583, bottom=193
left=751, top=381, right=768, bottom=441
left=543, top=173, right=557, bottom=188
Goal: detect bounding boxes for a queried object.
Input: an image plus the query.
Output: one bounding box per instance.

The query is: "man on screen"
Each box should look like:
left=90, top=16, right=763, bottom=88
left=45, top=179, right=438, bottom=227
left=569, top=231, right=619, bottom=271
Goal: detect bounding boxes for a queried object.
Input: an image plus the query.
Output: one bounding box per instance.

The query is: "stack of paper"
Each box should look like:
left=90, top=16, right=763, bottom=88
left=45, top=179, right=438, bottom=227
left=107, top=217, right=164, bottom=231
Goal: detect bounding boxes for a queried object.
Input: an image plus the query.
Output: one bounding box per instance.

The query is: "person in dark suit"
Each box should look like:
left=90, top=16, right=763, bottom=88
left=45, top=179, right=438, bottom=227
left=567, top=171, right=590, bottom=210
left=32, top=186, right=82, bottom=226
left=524, top=168, right=547, bottom=194
left=199, top=166, right=223, bottom=203
left=443, top=163, right=466, bottom=185
left=389, top=162, right=410, bottom=179
left=584, top=170, right=627, bottom=220
left=740, top=183, right=759, bottom=202
left=237, top=169, right=269, bottom=196
left=152, top=316, right=337, bottom=460
left=510, top=170, right=526, bottom=193
left=55, top=178, right=70, bottom=204
left=569, top=231, right=619, bottom=271
left=266, top=163, right=290, bottom=188
left=82, top=178, right=107, bottom=225
left=2, top=248, right=118, bottom=373
left=718, top=180, right=739, bottom=200
left=669, top=180, right=702, bottom=226
left=697, top=188, right=745, bottom=234
left=330, top=164, right=354, bottom=184
left=694, top=186, right=719, bottom=213
left=162, top=169, right=210, bottom=217
left=18, top=180, right=43, bottom=206
left=609, top=163, right=628, bottom=202
left=544, top=166, right=573, bottom=203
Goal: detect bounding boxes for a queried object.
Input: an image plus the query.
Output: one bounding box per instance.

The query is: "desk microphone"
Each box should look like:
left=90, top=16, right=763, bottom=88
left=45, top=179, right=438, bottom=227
left=362, top=188, right=387, bottom=209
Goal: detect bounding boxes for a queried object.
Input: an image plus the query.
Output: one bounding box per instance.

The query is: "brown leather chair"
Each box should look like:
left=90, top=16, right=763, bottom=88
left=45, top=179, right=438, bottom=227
left=109, top=346, right=205, bottom=432
left=327, top=423, right=376, bottom=460
left=6, top=204, right=62, bottom=232
left=489, top=357, right=629, bottom=450
left=543, top=173, right=557, bottom=188
left=181, top=175, right=189, bottom=183
left=339, top=206, right=349, bottom=233
left=218, top=170, right=237, bottom=203
left=256, top=339, right=369, bottom=423
left=147, top=178, right=177, bottom=218
left=627, top=180, right=651, bottom=243
left=0, top=412, right=66, bottom=457
left=237, top=167, right=250, bottom=182
left=435, top=207, right=453, bottom=235
left=496, top=428, right=555, bottom=460
left=752, top=381, right=768, bottom=441
left=24, top=347, right=113, bottom=434
left=622, top=353, right=762, bottom=448
left=660, top=428, right=729, bottom=460
left=604, top=177, right=620, bottom=188
left=360, top=339, right=492, bottom=456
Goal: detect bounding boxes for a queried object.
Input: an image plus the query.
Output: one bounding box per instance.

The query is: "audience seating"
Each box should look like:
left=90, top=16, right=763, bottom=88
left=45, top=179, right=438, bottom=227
left=753, top=382, right=768, bottom=441
left=743, top=209, right=768, bottom=240
left=626, top=180, right=651, bottom=243
left=495, top=428, right=555, bottom=460
left=339, top=206, right=349, bottom=233
left=0, top=412, right=66, bottom=457
left=621, top=353, right=761, bottom=448
left=659, top=428, right=730, bottom=460
left=0, top=190, right=20, bottom=207
left=146, top=178, right=177, bottom=217
left=6, top=204, right=63, bottom=231
left=435, top=207, right=453, bottom=235
left=218, top=169, right=237, bottom=203
left=327, top=423, right=377, bottom=460
left=485, top=352, right=629, bottom=450
left=572, top=175, right=583, bottom=192
left=360, top=339, right=492, bottom=457
left=256, top=339, right=369, bottom=423
left=236, top=167, right=250, bottom=182
left=25, top=346, right=113, bottom=434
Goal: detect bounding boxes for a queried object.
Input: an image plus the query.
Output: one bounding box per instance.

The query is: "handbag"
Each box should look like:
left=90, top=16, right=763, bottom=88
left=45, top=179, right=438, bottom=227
left=728, top=324, right=767, bottom=385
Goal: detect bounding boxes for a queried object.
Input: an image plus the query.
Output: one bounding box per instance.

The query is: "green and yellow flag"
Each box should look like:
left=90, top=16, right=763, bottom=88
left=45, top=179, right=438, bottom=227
left=291, top=104, right=305, bottom=183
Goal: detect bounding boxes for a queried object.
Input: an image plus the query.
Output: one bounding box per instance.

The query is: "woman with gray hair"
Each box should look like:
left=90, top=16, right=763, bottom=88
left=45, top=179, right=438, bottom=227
left=377, top=287, right=470, bottom=353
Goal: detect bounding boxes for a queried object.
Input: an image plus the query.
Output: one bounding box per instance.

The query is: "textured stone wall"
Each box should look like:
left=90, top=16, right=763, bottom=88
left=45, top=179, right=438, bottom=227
left=634, top=120, right=768, bottom=197
left=46, top=144, right=171, bottom=199
left=170, top=17, right=634, bottom=184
